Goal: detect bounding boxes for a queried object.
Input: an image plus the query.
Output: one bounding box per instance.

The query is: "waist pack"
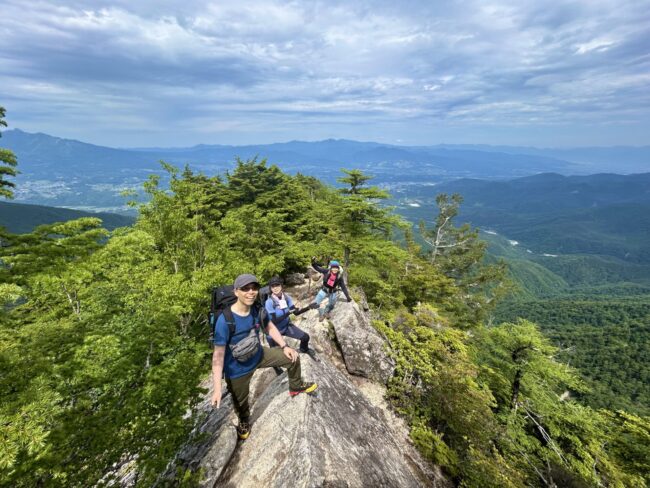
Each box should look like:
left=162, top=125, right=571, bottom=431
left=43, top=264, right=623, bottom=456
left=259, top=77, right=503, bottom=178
left=229, top=326, right=261, bottom=363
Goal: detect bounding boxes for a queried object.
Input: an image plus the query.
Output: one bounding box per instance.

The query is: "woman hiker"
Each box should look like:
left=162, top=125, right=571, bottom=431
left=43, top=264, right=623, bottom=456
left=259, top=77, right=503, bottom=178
left=265, top=276, right=318, bottom=359
left=311, top=257, right=352, bottom=321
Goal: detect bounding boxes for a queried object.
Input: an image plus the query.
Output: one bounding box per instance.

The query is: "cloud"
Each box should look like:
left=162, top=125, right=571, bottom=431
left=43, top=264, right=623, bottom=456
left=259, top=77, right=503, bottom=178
left=0, top=0, right=649, bottom=146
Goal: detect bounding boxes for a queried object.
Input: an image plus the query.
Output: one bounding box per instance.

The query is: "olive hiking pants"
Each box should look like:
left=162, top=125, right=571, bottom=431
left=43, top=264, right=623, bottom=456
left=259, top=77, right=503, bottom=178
left=225, top=347, right=302, bottom=422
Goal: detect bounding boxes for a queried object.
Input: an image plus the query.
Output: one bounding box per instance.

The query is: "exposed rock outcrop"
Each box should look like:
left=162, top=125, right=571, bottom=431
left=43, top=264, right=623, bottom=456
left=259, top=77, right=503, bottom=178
left=177, top=389, right=238, bottom=484
left=284, top=272, right=306, bottom=286
left=160, top=277, right=447, bottom=488
left=218, top=352, right=437, bottom=488
left=328, top=300, right=395, bottom=384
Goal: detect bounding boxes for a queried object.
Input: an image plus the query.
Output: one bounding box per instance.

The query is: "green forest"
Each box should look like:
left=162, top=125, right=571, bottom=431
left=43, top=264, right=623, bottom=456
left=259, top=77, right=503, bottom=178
left=1, top=108, right=649, bottom=487
left=495, top=298, right=650, bottom=417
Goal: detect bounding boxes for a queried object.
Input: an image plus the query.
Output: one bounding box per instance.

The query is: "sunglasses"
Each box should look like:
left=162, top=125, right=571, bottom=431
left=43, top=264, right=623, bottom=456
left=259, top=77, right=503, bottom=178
left=238, top=284, right=260, bottom=292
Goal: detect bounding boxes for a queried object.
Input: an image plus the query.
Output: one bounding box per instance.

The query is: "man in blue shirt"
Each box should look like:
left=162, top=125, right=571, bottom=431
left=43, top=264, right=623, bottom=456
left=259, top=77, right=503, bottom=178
left=211, top=274, right=317, bottom=440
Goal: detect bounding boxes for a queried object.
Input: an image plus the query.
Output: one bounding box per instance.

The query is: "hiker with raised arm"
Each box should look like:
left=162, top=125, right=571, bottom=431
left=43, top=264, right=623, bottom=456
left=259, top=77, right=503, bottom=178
left=211, top=274, right=318, bottom=440
left=265, top=276, right=318, bottom=359
left=311, top=257, right=352, bottom=321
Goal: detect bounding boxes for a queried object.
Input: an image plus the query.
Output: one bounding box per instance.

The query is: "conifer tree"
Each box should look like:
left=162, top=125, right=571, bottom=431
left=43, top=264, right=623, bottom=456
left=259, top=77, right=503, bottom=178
left=420, top=193, right=509, bottom=324
left=336, top=169, right=402, bottom=268
left=0, top=106, right=18, bottom=199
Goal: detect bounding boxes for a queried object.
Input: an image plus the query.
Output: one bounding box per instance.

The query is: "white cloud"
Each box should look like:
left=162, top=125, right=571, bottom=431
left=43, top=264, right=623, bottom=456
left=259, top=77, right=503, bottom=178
left=575, top=37, right=617, bottom=54
left=1, top=0, right=649, bottom=146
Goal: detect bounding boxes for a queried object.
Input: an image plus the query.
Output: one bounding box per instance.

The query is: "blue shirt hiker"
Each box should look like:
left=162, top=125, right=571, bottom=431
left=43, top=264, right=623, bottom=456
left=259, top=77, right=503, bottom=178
left=265, top=276, right=314, bottom=355
left=214, top=308, right=263, bottom=379
left=265, top=292, right=295, bottom=332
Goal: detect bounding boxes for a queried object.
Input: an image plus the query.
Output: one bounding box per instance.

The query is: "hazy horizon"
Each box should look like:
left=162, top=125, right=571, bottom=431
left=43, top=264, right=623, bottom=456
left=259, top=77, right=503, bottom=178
left=5, top=127, right=650, bottom=152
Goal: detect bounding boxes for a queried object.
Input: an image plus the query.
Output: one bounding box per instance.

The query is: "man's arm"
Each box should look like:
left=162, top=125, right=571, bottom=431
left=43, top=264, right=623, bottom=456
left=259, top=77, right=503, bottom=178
left=211, top=346, right=225, bottom=407
left=267, top=321, right=299, bottom=362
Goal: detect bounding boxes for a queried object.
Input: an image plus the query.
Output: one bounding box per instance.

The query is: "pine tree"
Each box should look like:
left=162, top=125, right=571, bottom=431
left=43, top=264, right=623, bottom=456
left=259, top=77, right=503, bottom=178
left=336, top=169, right=402, bottom=268
left=0, top=106, right=18, bottom=199
left=420, top=193, right=509, bottom=325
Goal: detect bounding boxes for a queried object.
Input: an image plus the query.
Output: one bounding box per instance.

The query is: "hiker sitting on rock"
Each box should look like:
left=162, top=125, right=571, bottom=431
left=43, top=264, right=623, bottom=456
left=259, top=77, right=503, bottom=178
left=211, top=274, right=318, bottom=440
left=265, top=276, right=318, bottom=359
left=311, top=257, right=352, bottom=321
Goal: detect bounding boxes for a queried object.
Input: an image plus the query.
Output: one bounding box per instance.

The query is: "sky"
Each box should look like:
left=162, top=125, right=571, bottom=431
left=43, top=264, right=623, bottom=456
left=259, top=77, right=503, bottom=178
left=1, top=0, right=649, bottom=148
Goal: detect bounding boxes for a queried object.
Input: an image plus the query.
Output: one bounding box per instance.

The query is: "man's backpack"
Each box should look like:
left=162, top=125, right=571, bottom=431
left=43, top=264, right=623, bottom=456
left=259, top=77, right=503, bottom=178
left=259, top=285, right=270, bottom=306
left=208, top=285, right=237, bottom=343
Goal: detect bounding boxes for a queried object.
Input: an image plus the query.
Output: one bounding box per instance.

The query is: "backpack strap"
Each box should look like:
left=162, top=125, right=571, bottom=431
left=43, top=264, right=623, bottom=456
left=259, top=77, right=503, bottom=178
left=252, top=303, right=267, bottom=331
left=223, top=306, right=237, bottom=344
left=224, top=306, right=263, bottom=344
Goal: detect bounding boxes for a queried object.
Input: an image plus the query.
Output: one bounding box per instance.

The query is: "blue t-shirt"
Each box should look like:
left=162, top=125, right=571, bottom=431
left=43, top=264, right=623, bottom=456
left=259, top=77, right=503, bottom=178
left=213, top=307, right=263, bottom=379
left=265, top=294, right=295, bottom=332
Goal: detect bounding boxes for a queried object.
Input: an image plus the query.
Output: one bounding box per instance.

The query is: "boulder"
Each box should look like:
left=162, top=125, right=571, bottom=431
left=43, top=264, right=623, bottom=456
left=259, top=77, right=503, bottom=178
left=351, top=286, right=370, bottom=314
left=284, top=272, right=306, bottom=286
left=328, top=301, right=395, bottom=384
left=169, top=380, right=238, bottom=486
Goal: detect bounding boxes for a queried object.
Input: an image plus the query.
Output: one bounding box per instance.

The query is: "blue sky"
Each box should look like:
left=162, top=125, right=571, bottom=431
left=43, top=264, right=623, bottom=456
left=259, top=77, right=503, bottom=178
left=1, top=0, right=649, bottom=147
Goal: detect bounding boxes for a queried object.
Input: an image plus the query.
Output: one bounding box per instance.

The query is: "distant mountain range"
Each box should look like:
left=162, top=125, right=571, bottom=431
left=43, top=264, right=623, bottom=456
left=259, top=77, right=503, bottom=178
left=2, top=128, right=648, bottom=211
left=3, top=129, right=582, bottom=180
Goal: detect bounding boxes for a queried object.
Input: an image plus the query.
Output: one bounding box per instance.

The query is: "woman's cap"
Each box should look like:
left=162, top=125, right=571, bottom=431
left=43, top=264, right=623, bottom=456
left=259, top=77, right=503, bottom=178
left=268, top=276, right=283, bottom=287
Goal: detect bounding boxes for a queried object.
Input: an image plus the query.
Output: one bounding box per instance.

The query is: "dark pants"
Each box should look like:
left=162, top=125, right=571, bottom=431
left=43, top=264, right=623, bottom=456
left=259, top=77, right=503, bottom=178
left=225, top=347, right=302, bottom=423
left=267, top=323, right=310, bottom=352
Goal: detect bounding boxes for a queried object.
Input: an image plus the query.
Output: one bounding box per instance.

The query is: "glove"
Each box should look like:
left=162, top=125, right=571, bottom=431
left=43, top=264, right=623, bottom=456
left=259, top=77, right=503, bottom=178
left=347, top=298, right=352, bottom=303
left=309, top=302, right=320, bottom=310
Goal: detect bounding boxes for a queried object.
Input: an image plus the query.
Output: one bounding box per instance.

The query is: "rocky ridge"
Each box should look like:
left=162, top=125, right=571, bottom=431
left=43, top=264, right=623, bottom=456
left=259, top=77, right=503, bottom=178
left=161, top=274, right=449, bottom=487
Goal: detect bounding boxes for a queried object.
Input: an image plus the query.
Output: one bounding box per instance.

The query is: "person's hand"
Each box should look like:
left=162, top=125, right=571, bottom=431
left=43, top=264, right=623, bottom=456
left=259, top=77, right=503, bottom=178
left=309, top=302, right=320, bottom=310
left=211, top=384, right=222, bottom=408
left=347, top=297, right=352, bottom=303
left=283, top=346, right=299, bottom=363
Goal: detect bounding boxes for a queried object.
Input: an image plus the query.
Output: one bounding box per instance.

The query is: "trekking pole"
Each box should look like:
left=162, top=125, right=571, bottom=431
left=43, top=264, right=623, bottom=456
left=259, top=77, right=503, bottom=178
left=307, top=269, right=312, bottom=297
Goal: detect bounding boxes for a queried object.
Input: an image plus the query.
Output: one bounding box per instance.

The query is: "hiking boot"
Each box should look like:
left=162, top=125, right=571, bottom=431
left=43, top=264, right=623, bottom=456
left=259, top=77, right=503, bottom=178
left=299, top=348, right=318, bottom=360
left=236, top=422, right=251, bottom=440
left=289, top=382, right=318, bottom=397
left=318, top=314, right=325, bottom=322
left=273, top=366, right=283, bottom=376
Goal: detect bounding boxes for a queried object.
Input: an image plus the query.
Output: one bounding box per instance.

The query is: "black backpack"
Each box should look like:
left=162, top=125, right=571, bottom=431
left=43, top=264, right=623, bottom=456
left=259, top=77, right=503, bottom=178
left=208, top=284, right=269, bottom=344
left=259, top=285, right=270, bottom=306
left=209, top=285, right=237, bottom=342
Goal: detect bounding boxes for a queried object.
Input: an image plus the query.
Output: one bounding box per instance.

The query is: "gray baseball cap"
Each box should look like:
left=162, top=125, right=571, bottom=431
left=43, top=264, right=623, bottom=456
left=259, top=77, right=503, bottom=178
left=233, top=273, right=260, bottom=289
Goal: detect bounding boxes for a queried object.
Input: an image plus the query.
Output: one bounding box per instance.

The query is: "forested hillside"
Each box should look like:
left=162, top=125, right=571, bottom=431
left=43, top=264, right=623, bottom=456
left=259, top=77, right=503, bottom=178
left=398, top=172, right=650, bottom=265
left=393, top=173, right=650, bottom=421
left=1, top=160, right=648, bottom=487
left=0, top=200, right=134, bottom=233
left=496, top=298, right=650, bottom=416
